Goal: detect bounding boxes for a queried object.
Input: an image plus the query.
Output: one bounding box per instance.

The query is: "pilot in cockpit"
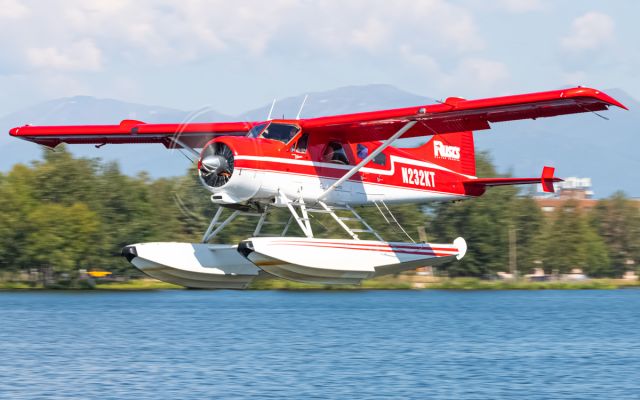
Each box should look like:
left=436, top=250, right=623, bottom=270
left=323, top=142, right=349, bottom=164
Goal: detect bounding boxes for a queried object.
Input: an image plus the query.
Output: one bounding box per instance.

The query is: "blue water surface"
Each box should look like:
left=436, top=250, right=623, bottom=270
left=0, top=289, right=639, bottom=399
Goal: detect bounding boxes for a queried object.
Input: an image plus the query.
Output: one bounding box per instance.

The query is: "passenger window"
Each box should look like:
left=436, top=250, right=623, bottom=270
left=322, top=142, right=349, bottom=165
left=356, top=144, right=368, bottom=159
left=356, top=143, right=385, bottom=166
left=373, top=153, right=386, bottom=166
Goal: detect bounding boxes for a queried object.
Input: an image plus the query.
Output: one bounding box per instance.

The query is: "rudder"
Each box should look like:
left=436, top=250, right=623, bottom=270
left=403, top=131, right=476, bottom=176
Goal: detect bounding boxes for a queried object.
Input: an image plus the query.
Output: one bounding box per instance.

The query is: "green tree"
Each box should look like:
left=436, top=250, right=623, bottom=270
left=590, top=192, right=640, bottom=276
left=427, top=152, right=538, bottom=277
left=512, top=196, right=545, bottom=273
left=21, top=203, right=99, bottom=273
left=30, top=146, right=101, bottom=206
left=0, top=145, right=628, bottom=283
left=89, top=164, right=159, bottom=273
left=544, top=200, right=610, bottom=276
left=0, top=164, right=39, bottom=271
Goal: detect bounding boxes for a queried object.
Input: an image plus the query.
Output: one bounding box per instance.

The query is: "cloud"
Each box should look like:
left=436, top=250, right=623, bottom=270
left=0, top=0, right=29, bottom=19
left=452, top=58, right=510, bottom=89
left=561, top=12, right=615, bottom=52
left=57, top=0, right=299, bottom=61
left=561, top=70, right=588, bottom=86
left=498, top=0, right=544, bottom=13
left=288, top=0, right=484, bottom=56
left=25, top=40, right=103, bottom=72
left=349, top=18, right=391, bottom=53
left=0, top=0, right=501, bottom=109
left=399, top=45, right=510, bottom=96
left=436, top=58, right=511, bottom=96
left=408, top=0, right=484, bottom=53
left=399, top=45, right=440, bottom=73
left=35, top=73, right=90, bottom=97
left=2, top=0, right=486, bottom=67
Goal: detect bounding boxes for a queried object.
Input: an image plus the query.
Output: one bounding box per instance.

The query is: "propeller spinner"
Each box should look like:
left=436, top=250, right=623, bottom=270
left=199, top=142, right=234, bottom=188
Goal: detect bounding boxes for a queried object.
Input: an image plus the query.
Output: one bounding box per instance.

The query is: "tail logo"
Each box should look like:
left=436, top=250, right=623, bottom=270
left=434, top=141, right=460, bottom=161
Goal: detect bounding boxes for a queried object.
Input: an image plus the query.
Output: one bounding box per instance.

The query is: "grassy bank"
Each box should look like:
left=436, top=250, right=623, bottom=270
left=0, top=279, right=182, bottom=291
left=94, top=280, right=182, bottom=290
left=250, top=277, right=640, bottom=291
left=1, top=277, right=639, bottom=291
left=419, top=278, right=640, bottom=290
left=249, top=275, right=413, bottom=290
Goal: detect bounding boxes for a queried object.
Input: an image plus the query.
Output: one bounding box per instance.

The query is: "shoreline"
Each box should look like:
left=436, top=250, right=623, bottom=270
left=1, top=277, right=639, bottom=291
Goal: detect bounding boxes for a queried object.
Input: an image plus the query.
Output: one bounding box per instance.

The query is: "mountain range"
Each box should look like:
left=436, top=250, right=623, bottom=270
left=1, top=84, right=637, bottom=197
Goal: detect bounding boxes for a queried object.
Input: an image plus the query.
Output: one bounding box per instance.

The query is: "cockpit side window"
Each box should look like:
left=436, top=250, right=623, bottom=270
left=322, top=141, right=350, bottom=165
left=261, top=123, right=300, bottom=143
left=293, top=133, right=309, bottom=153
left=247, top=122, right=268, bottom=138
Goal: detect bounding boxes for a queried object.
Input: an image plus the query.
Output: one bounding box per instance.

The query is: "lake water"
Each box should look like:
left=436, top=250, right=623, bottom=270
left=0, top=289, right=639, bottom=399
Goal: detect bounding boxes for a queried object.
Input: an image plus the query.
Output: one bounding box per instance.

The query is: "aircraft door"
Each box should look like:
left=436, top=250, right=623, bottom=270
left=319, top=141, right=355, bottom=202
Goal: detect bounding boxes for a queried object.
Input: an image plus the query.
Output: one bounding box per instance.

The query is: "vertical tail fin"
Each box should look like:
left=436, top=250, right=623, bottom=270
left=541, top=166, right=556, bottom=193
left=403, top=131, right=476, bottom=176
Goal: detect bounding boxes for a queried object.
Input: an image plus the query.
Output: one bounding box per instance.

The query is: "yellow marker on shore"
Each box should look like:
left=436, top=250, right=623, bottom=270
left=87, top=271, right=112, bottom=278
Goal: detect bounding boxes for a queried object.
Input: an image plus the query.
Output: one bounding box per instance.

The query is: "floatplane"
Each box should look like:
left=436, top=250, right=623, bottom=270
left=10, top=87, right=626, bottom=288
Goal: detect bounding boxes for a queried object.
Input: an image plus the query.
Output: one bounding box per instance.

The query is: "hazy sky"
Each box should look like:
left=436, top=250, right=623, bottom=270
left=0, top=0, right=637, bottom=115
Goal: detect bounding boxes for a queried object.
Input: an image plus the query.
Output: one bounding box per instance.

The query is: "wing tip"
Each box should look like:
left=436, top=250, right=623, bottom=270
left=565, top=86, right=628, bottom=110
left=9, top=125, right=33, bottom=136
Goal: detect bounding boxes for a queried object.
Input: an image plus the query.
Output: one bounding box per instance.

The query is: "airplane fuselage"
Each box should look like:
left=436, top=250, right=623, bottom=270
left=199, top=121, right=483, bottom=206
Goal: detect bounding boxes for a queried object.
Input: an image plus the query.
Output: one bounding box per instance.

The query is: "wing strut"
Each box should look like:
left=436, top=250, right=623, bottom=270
left=168, top=137, right=200, bottom=158
left=318, top=120, right=417, bottom=200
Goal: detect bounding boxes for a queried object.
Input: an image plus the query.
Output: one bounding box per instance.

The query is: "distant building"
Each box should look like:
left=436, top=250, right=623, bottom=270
left=535, top=177, right=597, bottom=213
left=534, top=177, right=640, bottom=213
left=563, top=268, right=588, bottom=281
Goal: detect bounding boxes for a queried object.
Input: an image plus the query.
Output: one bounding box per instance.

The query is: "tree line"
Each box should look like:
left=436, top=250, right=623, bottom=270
left=0, top=147, right=638, bottom=279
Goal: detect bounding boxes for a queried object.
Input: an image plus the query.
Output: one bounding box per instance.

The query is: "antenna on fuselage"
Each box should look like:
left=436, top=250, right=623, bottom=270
left=296, top=95, right=308, bottom=120
left=267, top=98, right=276, bottom=121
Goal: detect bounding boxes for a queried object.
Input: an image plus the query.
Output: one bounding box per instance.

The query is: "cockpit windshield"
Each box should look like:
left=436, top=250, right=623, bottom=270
left=261, top=123, right=300, bottom=144
left=247, top=122, right=268, bottom=138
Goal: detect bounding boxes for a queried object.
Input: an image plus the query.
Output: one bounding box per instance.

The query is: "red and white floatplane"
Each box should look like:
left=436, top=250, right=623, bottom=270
left=9, top=87, right=626, bottom=288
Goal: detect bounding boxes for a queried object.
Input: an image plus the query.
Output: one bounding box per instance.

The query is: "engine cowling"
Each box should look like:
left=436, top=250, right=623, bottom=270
left=198, top=138, right=263, bottom=204
left=199, top=141, right=234, bottom=188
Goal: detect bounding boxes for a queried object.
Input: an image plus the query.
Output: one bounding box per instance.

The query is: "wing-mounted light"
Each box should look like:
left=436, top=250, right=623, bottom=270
left=199, top=141, right=235, bottom=188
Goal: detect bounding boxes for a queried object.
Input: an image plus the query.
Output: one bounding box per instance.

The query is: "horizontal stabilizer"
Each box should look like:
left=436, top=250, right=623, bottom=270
left=464, top=166, right=561, bottom=193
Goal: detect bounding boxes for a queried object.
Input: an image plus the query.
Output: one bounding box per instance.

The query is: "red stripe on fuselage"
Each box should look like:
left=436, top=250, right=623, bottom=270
left=235, top=158, right=469, bottom=196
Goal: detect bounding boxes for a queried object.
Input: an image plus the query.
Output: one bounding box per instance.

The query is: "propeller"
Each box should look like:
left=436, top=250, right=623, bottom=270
left=199, top=142, right=234, bottom=187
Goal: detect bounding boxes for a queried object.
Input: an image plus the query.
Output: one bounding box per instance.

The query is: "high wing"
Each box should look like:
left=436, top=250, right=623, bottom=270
left=9, top=119, right=255, bottom=149
left=298, top=87, right=627, bottom=141
left=9, top=87, right=626, bottom=148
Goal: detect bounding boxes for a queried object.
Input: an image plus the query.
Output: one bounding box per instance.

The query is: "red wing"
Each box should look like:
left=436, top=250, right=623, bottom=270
left=9, top=87, right=626, bottom=148
left=299, top=87, right=627, bottom=141
left=9, top=119, right=255, bottom=148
